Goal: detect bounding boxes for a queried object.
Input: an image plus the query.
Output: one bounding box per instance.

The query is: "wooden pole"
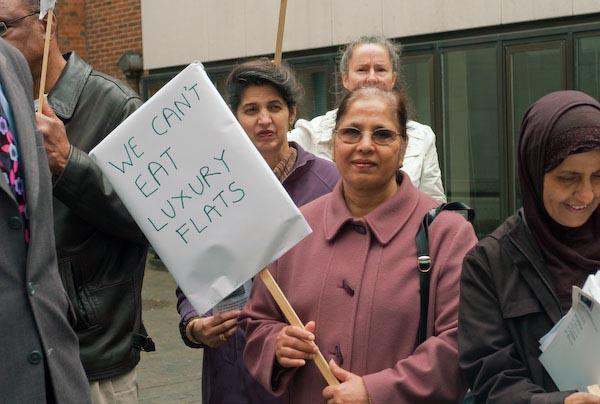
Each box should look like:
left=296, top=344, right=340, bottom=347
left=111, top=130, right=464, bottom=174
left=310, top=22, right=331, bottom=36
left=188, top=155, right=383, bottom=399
left=259, top=268, right=339, bottom=386
left=37, top=8, right=54, bottom=111
left=267, top=0, right=338, bottom=387
left=274, top=0, right=287, bottom=64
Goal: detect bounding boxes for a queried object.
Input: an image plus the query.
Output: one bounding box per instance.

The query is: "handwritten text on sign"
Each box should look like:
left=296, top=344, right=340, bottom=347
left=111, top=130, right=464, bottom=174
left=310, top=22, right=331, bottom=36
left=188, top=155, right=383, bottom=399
left=110, top=139, right=245, bottom=245
left=90, top=62, right=311, bottom=314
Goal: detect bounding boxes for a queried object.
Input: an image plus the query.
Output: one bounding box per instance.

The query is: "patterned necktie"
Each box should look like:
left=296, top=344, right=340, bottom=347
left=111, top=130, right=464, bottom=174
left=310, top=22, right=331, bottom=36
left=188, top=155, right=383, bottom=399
left=0, top=101, right=30, bottom=243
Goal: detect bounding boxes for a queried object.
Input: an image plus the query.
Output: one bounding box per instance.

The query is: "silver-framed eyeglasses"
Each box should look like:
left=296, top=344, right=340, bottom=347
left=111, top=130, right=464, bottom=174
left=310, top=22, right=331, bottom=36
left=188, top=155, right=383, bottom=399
left=0, top=11, right=39, bottom=37
left=335, top=126, right=400, bottom=145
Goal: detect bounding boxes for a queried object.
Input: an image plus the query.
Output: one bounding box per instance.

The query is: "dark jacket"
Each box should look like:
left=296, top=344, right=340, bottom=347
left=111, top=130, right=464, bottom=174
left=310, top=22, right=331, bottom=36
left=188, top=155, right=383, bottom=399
left=459, top=210, right=576, bottom=404
left=176, top=143, right=339, bottom=404
left=0, top=39, right=90, bottom=403
left=49, top=52, right=153, bottom=381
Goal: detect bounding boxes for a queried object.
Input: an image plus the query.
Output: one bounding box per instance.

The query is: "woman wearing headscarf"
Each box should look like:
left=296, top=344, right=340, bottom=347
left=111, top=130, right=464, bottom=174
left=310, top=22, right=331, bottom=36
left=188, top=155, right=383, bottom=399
left=241, top=86, right=477, bottom=403
left=288, top=35, right=446, bottom=202
left=459, top=90, right=600, bottom=404
left=175, top=58, right=339, bottom=404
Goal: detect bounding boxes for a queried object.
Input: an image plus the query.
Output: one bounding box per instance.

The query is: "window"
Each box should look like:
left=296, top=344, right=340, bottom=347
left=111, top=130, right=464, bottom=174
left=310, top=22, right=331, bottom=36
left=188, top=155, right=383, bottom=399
left=287, top=56, right=338, bottom=121
left=402, top=54, right=434, bottom=126
left=576, top=34, right=600, bottom=100
left=140, top=18, right=600, bottom=239
left=442, top=46, right=500, bottom=237
left=140, top=73, right=175, bottom=100
left=293, top=66, right=330, bottom=120
left=506, top=41, right=565, bottom=209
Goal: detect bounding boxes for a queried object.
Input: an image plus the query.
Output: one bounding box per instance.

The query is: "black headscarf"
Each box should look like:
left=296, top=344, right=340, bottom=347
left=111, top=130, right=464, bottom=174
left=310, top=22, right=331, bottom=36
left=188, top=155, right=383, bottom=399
left=518, top=90, right=600, bottom=311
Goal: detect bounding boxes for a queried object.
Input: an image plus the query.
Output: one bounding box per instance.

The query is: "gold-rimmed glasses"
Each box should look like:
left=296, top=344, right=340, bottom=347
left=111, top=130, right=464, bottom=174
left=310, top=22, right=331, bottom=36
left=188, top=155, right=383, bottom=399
left=335, top=126, right=400, bottom=145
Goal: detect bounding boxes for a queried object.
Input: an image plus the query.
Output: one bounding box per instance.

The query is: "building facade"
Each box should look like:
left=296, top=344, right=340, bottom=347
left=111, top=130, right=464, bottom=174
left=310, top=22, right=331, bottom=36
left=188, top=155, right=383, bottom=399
left=62, top=0, right=600, bottom=236
left=56, top=0, right=143, bottom=88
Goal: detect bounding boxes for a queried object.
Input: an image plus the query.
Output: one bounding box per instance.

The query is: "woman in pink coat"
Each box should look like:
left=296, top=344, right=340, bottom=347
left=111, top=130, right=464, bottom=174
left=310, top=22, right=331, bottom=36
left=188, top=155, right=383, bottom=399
left=240, top=86, right=478, bottom=403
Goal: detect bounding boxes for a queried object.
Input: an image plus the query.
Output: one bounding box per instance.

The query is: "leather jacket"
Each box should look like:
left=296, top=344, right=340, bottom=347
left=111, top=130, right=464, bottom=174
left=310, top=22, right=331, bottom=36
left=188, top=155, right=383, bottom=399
left=49, top=52, right=154, bottom=381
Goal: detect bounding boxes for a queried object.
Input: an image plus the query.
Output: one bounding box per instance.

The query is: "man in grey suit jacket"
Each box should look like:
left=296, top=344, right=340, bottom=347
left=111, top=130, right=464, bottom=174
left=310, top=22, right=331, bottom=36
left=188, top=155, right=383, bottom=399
left=2, top=1, right=153, bottom=402
left=0, top=38, right=90, bottom=403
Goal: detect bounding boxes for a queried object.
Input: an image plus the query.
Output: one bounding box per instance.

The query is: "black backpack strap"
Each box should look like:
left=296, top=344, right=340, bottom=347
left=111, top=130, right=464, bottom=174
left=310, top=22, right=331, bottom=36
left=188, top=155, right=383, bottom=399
left=416, top=202, right=474, bottom=345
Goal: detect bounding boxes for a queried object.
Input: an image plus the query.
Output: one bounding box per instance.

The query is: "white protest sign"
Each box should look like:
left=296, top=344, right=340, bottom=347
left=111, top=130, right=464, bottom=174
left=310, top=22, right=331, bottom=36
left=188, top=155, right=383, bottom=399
left=90, top=62, right=312, bottom=315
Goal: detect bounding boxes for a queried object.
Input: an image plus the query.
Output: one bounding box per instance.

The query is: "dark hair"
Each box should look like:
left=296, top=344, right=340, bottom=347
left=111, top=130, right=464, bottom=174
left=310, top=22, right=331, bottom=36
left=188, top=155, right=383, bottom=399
left=335, top=86, right=409, bottom=140
left=226, top=58, right=303, bottom=113
left=339, top=36, right=402, bottom=78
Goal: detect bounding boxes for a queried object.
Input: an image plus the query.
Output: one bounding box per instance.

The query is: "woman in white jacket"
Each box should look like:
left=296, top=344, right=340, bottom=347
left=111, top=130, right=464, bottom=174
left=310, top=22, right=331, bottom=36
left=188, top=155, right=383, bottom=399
left=289, top=36, right=446, bottom=202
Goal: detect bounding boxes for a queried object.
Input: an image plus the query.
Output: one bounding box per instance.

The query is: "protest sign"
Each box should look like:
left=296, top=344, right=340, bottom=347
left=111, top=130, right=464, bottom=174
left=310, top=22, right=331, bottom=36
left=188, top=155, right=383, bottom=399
left=90, top=62, right=311, bottom=315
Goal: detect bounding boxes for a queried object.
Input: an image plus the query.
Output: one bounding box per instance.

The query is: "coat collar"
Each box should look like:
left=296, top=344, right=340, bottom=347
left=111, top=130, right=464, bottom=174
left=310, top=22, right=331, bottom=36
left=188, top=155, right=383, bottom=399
left=323, top=171, right=420, bottom=245
left=286, top=141, right=314, bottom=180
left=505, top=210, right=564, bottom=322
left=47, top=51, right=92, bottom=120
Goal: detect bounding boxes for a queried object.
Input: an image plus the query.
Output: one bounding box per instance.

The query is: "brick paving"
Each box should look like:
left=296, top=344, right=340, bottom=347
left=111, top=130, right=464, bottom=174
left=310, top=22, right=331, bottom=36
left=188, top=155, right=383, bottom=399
left=137, top=257, right=203, bottom=403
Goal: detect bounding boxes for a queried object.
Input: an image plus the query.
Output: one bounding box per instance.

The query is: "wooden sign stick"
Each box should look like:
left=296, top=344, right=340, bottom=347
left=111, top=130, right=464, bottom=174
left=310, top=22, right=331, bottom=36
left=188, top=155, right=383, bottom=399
left=273, top=0, right=287, bottom=65
left=37, top=8, right=54, bottom=111
left=267, top=0, right=338, bottom=387
left=259, top=268, right=340, bottom=386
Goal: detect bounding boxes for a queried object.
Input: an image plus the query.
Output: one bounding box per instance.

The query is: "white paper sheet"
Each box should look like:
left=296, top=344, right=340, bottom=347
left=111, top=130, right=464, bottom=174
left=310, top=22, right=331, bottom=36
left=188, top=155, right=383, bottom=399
left=212, top=280, right=252, bottom=315
left=539, top=271, right=600, bottom=392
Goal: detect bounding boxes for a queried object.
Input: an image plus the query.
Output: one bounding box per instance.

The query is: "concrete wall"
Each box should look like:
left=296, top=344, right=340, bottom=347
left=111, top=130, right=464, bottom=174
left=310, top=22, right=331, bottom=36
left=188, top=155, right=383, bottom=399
left=141, top=0, right=600, bottom=69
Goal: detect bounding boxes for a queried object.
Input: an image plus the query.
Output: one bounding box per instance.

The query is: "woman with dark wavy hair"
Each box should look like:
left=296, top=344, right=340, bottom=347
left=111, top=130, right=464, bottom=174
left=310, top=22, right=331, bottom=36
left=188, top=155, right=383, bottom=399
left=175, top=58, right=339, bottom=403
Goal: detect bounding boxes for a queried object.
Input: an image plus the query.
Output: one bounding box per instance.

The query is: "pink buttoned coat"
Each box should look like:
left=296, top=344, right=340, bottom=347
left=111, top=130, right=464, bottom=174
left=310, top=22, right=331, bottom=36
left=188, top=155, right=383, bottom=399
left=240, top=172, right=477, bottom=403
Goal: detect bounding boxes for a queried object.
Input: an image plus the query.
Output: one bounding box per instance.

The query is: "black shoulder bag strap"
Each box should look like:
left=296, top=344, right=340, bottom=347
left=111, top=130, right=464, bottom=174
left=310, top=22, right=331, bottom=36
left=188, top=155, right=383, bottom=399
left=416, top=201, right=475, bottom=345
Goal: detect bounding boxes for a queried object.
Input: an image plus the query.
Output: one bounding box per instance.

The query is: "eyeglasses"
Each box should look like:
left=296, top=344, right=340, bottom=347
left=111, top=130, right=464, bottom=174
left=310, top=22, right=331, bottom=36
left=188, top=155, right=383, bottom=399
left=0, top=11, right=39, bottom=37
left=335, top=126, right=400, bottom=145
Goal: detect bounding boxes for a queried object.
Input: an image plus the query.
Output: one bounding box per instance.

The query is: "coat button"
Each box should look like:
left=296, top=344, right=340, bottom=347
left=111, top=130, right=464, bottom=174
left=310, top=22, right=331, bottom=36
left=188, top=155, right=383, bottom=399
left=27, top=282, right=36, bottom=296
left=8, top=216, right=22, bottom=229
left=27, top=350, right=43, bottom=365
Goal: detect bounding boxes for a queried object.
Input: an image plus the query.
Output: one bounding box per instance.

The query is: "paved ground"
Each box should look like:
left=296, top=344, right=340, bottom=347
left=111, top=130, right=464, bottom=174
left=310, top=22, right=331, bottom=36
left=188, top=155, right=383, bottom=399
left=137, top=256, right=203, bottom=403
